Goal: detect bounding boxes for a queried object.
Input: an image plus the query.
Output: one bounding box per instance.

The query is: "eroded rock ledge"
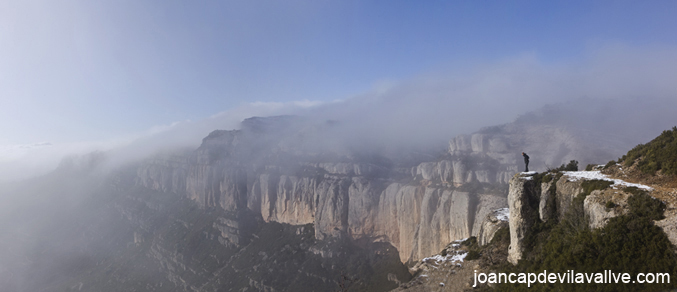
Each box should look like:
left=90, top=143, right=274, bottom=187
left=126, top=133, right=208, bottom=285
left=507, top=170, right=665, bottom=265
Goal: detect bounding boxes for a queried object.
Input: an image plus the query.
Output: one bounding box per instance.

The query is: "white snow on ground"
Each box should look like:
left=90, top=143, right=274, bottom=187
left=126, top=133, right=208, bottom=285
left=494, top=208, right=509, bottom=221
left=423, top=255, right=446, bottom=263
left=449, top=252, right=468, bottom=262
left=563, top=170, right=653, bottom=191
left=423, top=238, right=471, bottom=265
left=449, top=237, right=468, bottom=248
left=422, top=252, right=468, bottom=264
left=520, top=171, right=537, bottom=180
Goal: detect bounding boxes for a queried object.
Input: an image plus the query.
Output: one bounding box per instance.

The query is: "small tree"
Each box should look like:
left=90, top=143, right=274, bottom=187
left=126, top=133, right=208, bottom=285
left=564, top=160, right=578, bottom=171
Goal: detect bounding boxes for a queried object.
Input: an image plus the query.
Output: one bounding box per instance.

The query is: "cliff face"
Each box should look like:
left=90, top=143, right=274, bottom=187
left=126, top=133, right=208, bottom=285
left=136, top=152, right=500, bottom=264
left=134, top=111, right=637, bottom=264
left=507, top=173, right=539, bottom=265
left=506, top=169, right=661, bottom=264
left=134, top=117, right=514, bottom=264
left=127, top=111, right=649, bottom=288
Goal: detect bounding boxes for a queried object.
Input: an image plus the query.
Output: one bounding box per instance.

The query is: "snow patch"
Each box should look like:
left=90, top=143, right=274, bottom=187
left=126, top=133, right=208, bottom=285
left=422, top=252, right=468, bottom=265
left=494, top=208, right=509, bottom=221
left=519, top=171, right=537, bottom=180
left=449, top=252, right=468, bottom=262
left=563, top=170, right=653, bottom=191
left=450, top=238, right=468, bottom=248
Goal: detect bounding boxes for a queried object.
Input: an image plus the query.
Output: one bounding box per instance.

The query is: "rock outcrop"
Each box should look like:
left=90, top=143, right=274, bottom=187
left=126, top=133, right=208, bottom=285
left=583, top=188, right=630, bottom=229
left=506, top=169, right=662, bottom=264
left=538, top=180, right=555, bottom=222
left=477, top=208, right=509, bottom=246
left=507, top=172, right=539, bottom=265
left=553, top=176, right=584, bottom=220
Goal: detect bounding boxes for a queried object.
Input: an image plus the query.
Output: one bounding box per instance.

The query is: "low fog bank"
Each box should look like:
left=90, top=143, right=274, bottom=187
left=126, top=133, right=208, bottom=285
left=1, top=44, right=677, bottom=183
left=304, top=45, right=677, bottom=152
left=0, top=101, right=310, bottom=183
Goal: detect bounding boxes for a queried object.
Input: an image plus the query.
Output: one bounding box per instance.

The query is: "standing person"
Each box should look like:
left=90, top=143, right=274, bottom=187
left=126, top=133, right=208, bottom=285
left=522, top=152, right=530, bottom=172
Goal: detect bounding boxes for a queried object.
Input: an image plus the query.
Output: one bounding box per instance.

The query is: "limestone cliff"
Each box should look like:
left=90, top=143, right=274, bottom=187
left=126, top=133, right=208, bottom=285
left=134, top=116, right=512, bottom=264
left=507, top=172, right=539, bottom=265
left=506, top=169, right=661, bottom=264
left=134, top=111, right=637, bottom=264
left=477, top=208, right=509, bottom=246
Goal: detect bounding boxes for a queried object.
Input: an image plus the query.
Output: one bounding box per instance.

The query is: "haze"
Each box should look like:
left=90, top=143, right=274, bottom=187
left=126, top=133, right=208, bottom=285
left=1, top=1, right=677, bottom=182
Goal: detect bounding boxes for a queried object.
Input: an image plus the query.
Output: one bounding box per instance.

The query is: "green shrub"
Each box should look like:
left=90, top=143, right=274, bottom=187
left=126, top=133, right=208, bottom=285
left=565, top=160, right=579, bottom=171
left=623, top=186, right=647, bottom=196
left=540, top=172, right=563, bottom=185
left=548, top=160, right=579, bottom=173
left=540, top=173, right=554, bottom=183
left=461, top=237, right=478, bottom=247
left=459, top=237, right=483, bottom=261
left=581, top=179, right=614, bottom=197
left=627, top=191, right=666, bottom=220
left=585, top=164, right=595, bottom=171
left=465, top=250, right=481, bottom=261
left=623, top=126, right=677, bottom=175
left=605, top=201, right=616, bottom=209
left=603, top=160, right=616, bottom=169
left=489, top=226, right=510, bottom=245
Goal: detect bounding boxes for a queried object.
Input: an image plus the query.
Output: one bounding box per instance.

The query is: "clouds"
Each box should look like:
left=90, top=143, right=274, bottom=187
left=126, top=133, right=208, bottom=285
left=0, top=44, right=676, bottom=183
left=310, top=45, right=677, bottom=148
left=2, top=1, right=676, bottom=148
left=0, top=99, right=330, bottom=182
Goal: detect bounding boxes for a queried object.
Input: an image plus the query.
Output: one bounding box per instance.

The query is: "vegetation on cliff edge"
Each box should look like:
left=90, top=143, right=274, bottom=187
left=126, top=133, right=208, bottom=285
left=622, top=126, right=677, bottom=175
left=494, top=177, right=676, bottom=292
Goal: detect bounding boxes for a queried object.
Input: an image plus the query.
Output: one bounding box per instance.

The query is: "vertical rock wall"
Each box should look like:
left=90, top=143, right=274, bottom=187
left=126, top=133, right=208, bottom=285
left=134, top=123, right=521, bottom=264
left=507, top=173, right=539, bottom=265
left=136, top=156, right=506, bottom=263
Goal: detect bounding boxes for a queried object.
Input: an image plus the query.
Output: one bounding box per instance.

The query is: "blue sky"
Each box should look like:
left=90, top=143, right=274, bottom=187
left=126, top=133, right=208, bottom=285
left=1, top=1, right=677, bottom=179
